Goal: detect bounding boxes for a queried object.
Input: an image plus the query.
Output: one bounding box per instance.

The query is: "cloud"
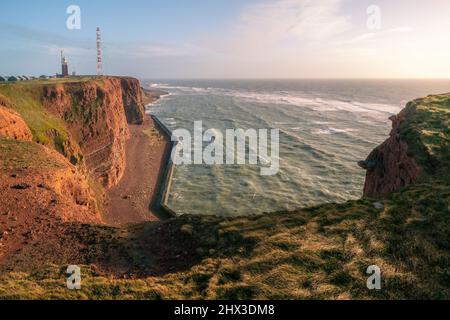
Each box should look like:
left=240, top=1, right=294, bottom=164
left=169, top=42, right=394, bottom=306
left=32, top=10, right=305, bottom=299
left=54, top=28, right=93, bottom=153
left=0, top=23, right=204, bottom=59
left=107, top=42, right=208, bottom=57
left=209, top=0, right=351, bottom=55
left=45, top=45, right=94, bottom=56
left=286, top=0, right=351, bottom=43
left=343, top=25, right=414, bottom=45
left=0, top=23, right=92, bottom=49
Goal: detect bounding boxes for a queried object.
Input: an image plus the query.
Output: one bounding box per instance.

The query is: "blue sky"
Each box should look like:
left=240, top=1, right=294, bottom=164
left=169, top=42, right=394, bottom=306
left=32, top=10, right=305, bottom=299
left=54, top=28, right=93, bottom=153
left=1, top=0, right=450, bottom=78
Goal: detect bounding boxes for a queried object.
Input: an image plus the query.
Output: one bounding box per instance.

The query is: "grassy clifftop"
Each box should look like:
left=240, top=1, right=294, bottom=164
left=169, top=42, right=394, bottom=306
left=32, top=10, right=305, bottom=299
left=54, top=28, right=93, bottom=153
left=0, top=180, right=448, bottom=300
left=0, top=90, right=449, bottom=300
left=399, top=94, right=450, bottom=178
left=0, top=80, right=72, bottom=150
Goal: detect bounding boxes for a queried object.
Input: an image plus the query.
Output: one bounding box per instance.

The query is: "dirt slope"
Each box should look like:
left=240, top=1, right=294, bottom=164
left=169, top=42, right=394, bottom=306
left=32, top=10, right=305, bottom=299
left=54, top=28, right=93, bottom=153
left=0, top=105, right=33, bottom=141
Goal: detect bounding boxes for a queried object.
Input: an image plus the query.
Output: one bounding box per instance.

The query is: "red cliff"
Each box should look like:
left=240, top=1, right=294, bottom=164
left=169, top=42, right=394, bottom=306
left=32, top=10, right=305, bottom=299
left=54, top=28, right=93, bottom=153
left=359, top=104, right=423, bottom=198
left=41, top=77, right=145, bottom=188
left=0, top=105, right=33, bottom=142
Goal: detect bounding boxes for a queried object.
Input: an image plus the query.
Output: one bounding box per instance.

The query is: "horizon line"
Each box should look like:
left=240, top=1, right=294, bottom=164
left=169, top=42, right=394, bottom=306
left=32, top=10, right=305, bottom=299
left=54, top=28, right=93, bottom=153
left=138, top=77, right=450, bottom=81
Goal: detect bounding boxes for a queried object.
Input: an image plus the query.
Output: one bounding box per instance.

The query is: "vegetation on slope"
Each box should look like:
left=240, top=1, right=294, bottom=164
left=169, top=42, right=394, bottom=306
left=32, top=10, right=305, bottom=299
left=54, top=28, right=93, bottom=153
left=0, top=179, right=448, bottom=300
left=0, top=82, right=70, bottom=148
left=0, top=139, right=66, bottom=171
left=400, top=94, right=450, bottom=178
left=0, top=77, right=128, bottom=165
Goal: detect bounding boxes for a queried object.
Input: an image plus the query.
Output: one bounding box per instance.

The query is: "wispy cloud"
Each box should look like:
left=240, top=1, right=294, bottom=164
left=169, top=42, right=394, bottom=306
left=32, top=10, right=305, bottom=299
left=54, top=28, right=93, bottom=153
left=209, top=0, right=351, bottom=55
left=0, top=23, right=203, bottom=59
left=0, top=23, right=92, bottom=49
left=344, top=26, right=414, bottom=45
left=108, top=42, right=208, bottom=57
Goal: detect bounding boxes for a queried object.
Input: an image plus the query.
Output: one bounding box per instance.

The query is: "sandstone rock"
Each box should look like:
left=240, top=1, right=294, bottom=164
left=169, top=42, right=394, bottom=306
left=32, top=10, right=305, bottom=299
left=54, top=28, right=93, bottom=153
left=11, top=183, right=31, bottom=190
left=42, top=78, right=144, bottom=188
left=361, top=107, right=422, bottom=198
left=0, top=106, right=33, bottom=141
left=121, top=78, right=146, bottom=124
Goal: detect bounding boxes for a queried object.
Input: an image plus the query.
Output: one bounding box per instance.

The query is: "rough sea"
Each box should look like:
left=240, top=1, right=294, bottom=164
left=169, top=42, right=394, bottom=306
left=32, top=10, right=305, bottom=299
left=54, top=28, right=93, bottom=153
left=143, top=79, right=450, bottom=216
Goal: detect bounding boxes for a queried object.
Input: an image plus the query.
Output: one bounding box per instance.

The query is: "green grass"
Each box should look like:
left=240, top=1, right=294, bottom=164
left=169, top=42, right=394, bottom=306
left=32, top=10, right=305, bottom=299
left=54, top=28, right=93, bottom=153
left=0, top=179, right=448, bottom=300
left=399, top=94, right=450, bottom=178
left=0, top=77, right=116, bottom=165
left=0, top=139, right=66, bottom=170
left=0, top=82, right=70, bottom=147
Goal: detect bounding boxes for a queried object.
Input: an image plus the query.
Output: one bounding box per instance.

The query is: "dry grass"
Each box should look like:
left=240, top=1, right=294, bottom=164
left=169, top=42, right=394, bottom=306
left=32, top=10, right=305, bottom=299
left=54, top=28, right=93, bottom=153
left=0, top=181, right=448, bottom=299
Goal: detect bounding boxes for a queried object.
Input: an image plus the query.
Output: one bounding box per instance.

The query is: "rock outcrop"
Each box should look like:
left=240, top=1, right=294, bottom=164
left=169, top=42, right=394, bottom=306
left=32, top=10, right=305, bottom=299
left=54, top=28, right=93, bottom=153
left=360, top=107, right=422, bottom=198
left=120, top=77, right=145, bottom=125
left=0, top=139, right=101, bottom=267
left=41, top=77, right=145, bottom=187
left=0, top=106, right=33, bottom=141
left=0, top=77, right=147, bottom=265
left=0, top=139, right=101, bottom=222
left=359, top=92, right=450, bottom=199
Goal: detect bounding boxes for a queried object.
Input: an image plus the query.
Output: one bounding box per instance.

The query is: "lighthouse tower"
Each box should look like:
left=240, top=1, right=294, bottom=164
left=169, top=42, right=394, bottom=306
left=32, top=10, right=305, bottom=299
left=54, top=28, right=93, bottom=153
left=61, top=50, right=69, bottom=77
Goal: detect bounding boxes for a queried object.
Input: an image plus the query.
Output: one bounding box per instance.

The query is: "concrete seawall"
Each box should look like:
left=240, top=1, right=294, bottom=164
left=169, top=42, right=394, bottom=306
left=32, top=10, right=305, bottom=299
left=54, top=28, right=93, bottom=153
left=150, top=114, right=178, bottom=218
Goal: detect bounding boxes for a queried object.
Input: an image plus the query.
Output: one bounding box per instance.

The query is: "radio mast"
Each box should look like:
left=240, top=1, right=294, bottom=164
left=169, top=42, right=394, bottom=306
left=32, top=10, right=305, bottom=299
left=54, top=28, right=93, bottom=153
left=96, top=27, right=103, bottom=76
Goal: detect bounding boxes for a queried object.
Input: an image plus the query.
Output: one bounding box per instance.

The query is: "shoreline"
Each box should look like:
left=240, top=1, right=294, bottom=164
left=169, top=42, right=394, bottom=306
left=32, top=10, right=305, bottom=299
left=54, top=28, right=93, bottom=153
left=103, top=89, right=171, bottom=225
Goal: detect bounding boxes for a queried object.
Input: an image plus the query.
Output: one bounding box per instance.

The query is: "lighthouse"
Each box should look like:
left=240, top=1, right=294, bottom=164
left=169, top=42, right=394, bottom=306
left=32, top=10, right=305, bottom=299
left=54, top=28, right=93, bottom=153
left=61, top=50, right=69, bottom=77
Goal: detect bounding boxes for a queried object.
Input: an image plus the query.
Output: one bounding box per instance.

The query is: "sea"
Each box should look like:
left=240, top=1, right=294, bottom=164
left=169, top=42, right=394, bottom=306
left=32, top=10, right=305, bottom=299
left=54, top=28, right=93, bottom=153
left=142, top=79, right=450, bottom=216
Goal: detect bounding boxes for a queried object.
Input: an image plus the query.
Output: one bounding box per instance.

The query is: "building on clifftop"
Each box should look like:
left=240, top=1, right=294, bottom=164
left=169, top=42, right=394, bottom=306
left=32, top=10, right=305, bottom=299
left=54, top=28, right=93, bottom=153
left=59, top=50, right=69, bottom=78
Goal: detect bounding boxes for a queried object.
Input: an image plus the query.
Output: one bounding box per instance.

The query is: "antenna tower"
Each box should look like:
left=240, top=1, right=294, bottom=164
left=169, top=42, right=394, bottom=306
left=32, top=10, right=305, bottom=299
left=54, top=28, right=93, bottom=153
left=96, top=27, right=103, bottom=76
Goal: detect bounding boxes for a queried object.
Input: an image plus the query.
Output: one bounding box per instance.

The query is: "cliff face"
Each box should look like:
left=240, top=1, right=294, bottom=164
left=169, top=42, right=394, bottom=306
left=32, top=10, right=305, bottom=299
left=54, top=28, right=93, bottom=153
left=41, top=77, right=145, bottom=187
left=0, top=77, right=146, bottom=263
left=360, top=107, right=422, bottom=198
left=0, top=139, right=100, bottom=222
left=120, top=78, right=145, bottom=124
left=360, top=94, right=449, bottom=198
left=0, top=139, right=101, bottom=267
left=0, top=76, right=145, bottom=227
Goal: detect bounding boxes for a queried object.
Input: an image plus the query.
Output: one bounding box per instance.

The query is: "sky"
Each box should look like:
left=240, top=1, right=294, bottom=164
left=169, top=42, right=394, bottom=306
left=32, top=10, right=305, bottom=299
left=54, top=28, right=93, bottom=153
left=1, top=0, right=450, bottom=79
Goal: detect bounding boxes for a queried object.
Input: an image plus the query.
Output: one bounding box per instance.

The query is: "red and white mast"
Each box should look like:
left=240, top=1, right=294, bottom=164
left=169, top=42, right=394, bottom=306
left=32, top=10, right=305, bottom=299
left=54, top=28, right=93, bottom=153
left=96, top=27, right=103, bottom=76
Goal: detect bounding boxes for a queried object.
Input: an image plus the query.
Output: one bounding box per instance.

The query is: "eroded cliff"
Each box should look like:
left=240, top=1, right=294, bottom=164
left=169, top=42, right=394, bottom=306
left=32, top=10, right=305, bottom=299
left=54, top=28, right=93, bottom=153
left=0, top=77, right=148, bottom=268
left=0, top=77, right=146, bottom=224
left=41, top=77, right=145, bottom=187
left=120, top=77, right=146, bottom=124
left=360, top=93, right=450, bottom=198
left=0, top=105, right=33, bottom=141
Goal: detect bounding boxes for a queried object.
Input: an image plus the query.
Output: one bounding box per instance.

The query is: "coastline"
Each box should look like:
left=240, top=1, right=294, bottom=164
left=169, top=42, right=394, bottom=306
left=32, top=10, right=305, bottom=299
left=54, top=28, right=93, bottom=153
left=103, top=88, right=171, bottom=225
left=1, top=77, right=449, bottom=299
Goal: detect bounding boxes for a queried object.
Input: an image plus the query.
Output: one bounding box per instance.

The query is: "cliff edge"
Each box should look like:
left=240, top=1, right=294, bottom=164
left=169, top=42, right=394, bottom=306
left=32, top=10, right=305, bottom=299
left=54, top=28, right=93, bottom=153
left=360, top=93, right=450, bottom=198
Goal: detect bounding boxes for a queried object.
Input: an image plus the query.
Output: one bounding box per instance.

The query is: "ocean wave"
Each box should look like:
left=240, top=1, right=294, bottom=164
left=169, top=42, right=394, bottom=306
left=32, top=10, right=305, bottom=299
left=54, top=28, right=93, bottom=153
left=149, top=83, right=170, bottom=88
left=155, top=85, right=400, bottom=117
left=312, top=127, right=358, bottom=135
